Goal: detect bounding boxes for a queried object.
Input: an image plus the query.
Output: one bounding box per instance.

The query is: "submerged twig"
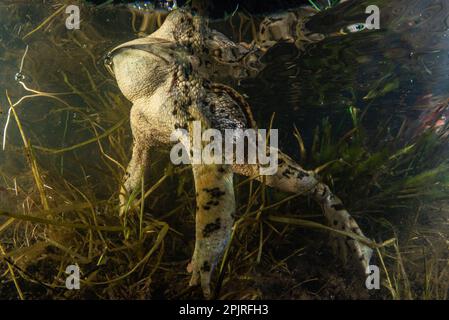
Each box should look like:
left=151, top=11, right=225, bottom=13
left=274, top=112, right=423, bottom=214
left=22, top=4, right=67, bottom=40
left=0, top=243, right=24, bottom=300
left=6, top=90, right=49, bottom=210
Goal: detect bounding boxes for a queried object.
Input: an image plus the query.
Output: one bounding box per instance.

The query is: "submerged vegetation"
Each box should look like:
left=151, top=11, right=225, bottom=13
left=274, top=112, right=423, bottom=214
left=0, top=1, right=448, bottom=300
left=307, top=0, right=342, bottom=12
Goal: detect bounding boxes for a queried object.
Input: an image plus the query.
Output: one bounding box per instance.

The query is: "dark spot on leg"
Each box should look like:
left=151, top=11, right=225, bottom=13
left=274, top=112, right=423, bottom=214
left=296, top=170, right=309, bottom=179
left=282, top=169, right=292, bottom=178
left=321, top=188, right=327, bottom=197
left=203, top=218, right=221, bottom=237
left=203, top=187, right=226, bottom=199
left=201, top=261, right=211, bottom=272
left=331, top=203, right=345, bottom=211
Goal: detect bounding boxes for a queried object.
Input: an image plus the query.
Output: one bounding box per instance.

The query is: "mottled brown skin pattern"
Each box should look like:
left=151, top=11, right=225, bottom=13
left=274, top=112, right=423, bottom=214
left=108, top=9, right=372, bottom=298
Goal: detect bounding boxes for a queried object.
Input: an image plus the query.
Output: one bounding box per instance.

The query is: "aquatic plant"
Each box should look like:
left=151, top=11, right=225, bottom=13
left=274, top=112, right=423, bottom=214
left=308, top=0, right=342, bottom=12
left=0, top=0, right=447, bottom=300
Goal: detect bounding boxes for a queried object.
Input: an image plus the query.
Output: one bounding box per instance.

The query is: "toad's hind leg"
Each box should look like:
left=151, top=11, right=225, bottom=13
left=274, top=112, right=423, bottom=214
left=233, top=151, right=372, bottom=272
left=189, top=164, right=235, bottom=298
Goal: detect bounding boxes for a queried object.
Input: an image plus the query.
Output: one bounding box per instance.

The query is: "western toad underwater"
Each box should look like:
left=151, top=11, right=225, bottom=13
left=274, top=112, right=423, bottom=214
left=106, top=9, right=372, bottom=298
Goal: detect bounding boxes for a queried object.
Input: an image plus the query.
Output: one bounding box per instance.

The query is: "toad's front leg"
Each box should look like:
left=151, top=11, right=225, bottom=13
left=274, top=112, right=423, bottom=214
left=119, top=106, right=151, bottom=216
left=188, top=164, right=235, bottom=298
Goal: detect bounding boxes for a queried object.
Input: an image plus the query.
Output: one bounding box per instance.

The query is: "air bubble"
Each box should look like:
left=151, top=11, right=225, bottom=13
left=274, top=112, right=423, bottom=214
left=14, top=72, right=25, bottom=82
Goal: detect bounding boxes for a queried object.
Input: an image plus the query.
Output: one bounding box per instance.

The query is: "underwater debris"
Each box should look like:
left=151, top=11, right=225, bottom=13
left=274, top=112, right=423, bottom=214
left=3, top=45, right=29, bottom=150
left=128, top=0, right=178, bottom=12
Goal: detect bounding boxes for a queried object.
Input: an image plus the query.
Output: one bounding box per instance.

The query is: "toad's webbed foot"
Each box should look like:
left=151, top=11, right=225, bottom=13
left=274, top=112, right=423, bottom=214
left=312, top=183, right=373, bottom=273
left=188, top=164, right=235, bottom=298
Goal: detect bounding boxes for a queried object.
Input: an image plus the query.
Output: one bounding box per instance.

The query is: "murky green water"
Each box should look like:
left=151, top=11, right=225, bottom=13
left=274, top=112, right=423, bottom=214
left=0, top=0, right=448, bottom=300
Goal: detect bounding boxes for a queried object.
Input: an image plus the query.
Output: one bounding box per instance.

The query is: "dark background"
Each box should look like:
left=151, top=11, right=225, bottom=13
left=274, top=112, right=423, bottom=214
left=86, top=0, right=314, bottom=17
